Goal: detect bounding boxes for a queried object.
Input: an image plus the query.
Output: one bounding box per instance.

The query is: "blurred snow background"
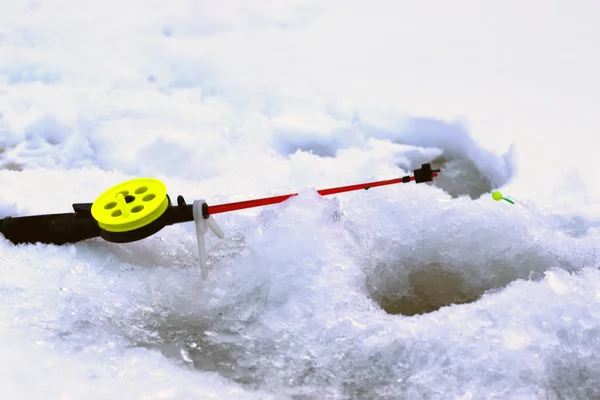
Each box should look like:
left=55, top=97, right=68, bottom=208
left=1, top=0, right=599, bottom=399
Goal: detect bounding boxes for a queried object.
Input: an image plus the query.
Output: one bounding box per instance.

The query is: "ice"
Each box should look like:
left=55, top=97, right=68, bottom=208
left=1, top=1, right=600, bottom=399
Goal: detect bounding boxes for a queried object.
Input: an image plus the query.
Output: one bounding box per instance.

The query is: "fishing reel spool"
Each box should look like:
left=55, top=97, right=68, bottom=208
left=90, top=178, right=170, bottom=242
left=90, top=177, right=224, bottom=279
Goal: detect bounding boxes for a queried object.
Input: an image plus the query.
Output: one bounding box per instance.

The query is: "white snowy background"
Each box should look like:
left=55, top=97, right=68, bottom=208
left=1, top=1, right=599, bottom=399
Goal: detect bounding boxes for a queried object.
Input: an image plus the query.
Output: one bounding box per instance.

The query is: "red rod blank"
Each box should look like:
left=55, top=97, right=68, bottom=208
left=206, top=173, right=438, bottom=215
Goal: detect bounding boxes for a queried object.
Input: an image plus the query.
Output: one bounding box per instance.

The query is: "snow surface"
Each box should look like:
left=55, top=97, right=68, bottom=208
left=1, top=1, right=600, bottom=399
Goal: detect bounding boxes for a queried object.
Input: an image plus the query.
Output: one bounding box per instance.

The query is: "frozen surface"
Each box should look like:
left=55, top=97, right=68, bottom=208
left=1, top=1, right=600, bottom=399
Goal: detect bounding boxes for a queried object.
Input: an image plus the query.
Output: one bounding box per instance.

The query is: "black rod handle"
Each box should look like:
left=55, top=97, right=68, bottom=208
left=0, top=213, right=101, bottom=245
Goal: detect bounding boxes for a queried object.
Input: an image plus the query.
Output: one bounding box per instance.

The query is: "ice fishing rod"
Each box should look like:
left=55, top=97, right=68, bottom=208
left=0, top=163, right=439, bottom=278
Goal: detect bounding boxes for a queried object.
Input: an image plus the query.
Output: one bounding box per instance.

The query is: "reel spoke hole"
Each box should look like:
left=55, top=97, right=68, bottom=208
left=124, top=195, right=135, bottom=203
left=131, top=205, right=144, bottom=213
left=104, top=202, right=117, bottom=210
left=111, top=210, right=122, bottom=217
left=135, top=186, right=148, bottom=194
left=143, top=194, right=156, bottom=202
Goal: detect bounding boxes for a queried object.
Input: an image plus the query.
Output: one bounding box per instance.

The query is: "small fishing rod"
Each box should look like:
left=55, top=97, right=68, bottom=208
left=0, top=164, right=441, bottom=278
left=0, top=163, right=514, bottom=278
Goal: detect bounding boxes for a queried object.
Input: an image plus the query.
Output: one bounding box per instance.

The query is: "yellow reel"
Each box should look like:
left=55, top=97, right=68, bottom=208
left=91, top=178, right=169, bottom=233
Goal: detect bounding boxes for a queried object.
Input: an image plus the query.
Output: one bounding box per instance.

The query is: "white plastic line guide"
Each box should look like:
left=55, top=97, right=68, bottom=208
left=192, top=200, right=225, bottom=279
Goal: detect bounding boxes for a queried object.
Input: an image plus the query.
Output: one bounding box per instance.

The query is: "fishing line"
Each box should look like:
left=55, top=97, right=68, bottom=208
left=442, top=169, right=515, bottom=204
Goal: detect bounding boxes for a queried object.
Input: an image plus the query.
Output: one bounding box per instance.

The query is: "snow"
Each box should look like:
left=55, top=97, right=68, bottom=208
left=1, top=0, right=600, bottom=398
